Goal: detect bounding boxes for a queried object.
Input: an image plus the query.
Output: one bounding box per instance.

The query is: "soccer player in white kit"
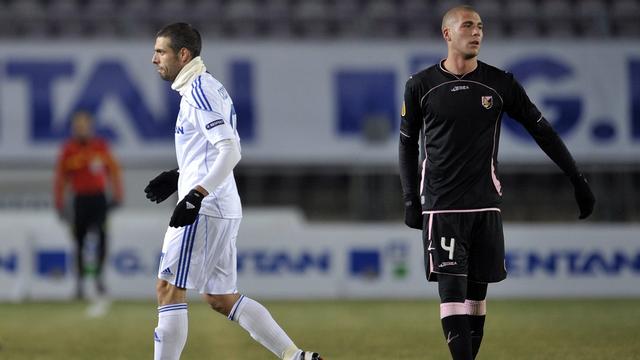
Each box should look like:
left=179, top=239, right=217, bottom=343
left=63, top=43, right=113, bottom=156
left=146, top=23, right=322, bottom=360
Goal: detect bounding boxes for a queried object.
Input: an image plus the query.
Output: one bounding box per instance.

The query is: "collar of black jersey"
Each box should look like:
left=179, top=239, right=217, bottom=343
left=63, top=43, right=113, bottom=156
left=438, top=59, right=482, bottom=80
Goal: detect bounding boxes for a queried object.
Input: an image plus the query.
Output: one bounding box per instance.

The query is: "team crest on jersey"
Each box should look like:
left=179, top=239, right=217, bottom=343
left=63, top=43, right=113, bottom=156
left=481, top=96, right=493, bottom=109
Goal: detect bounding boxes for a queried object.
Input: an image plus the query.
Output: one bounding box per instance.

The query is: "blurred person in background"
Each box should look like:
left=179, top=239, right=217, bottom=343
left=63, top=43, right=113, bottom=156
left=54, top=110, right=123, bottom=315
left=146, top=23, right=321, bottom=360
left=399, top=5, right=595, bottom=360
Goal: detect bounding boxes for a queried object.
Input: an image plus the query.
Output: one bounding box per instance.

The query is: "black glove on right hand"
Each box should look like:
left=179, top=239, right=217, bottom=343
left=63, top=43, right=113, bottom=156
left=404, top=195, right=424, bottom=230
left=170, top=189, right=204, bottom=227
left=144, top=168, right=179, bottom=204
left=570, top=173, right=595, bottom=220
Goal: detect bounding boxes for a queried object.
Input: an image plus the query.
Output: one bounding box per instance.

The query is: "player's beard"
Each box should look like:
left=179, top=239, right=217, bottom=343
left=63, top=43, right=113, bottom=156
left=463, top=45, right=480, bottom=60
left=463, top=51, right=479, bottom=60
left=158, top=61, right=181, bottom=82
left=159, top=67, right=177, bottom=82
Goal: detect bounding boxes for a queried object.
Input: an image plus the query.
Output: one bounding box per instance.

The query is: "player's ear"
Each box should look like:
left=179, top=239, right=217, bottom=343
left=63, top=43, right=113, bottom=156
left=178, top=47, right=192, bottom=63
left=442, top=27, right=451, bottom=42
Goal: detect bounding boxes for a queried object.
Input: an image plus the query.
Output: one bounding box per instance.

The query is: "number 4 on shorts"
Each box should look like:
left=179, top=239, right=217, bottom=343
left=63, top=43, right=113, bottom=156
left=440, top=237, right=455, bottom=260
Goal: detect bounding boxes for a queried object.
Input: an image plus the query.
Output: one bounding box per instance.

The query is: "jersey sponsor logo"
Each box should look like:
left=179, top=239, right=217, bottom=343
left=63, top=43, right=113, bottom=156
left=205, top=119, right=224, bottom=130
left=451, top=85, right=470, bottom=92
left=481, top=96, right=493, bottom=109
left=438, top=261, right=458, bottom=268
left=401, top=101, right=406, bottom=116
left=175, top=126, right=184, bottom=134
left=160, top=267, right=173, bottom=276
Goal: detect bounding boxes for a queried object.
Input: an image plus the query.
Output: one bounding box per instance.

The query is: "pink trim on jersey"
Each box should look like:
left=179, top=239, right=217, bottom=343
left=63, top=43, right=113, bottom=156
left=465, top=299, right=487, bottom=316
left=422, top=208, right=501, bottom=214
left=429, top=252, right=435, bottom=275
left=490, top=107, right=503, bottom=196
left=491, top=159, right=502, bottom=195
left=440, top=302, right=467, bottom=319
left=419, top=157, right=427, bottom=200
left=428, top=213, right=434, bottom=241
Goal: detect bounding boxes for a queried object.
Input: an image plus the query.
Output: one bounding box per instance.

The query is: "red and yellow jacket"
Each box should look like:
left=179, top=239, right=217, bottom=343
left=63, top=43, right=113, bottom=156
left=53, top=138, right=124, bottom=210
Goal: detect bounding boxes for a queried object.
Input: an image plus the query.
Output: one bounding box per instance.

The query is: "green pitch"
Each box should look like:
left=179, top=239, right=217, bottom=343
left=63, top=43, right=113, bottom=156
left=1, top=299, right=638, bottom=359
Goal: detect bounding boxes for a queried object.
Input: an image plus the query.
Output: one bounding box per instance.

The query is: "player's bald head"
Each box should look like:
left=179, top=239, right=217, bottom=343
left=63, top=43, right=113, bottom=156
left=442, top=5, right=479, bottom=30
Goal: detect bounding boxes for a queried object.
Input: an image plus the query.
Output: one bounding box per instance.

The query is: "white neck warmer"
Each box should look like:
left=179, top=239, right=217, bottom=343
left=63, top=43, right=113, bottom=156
left=171, top=56, right=207, bottom=95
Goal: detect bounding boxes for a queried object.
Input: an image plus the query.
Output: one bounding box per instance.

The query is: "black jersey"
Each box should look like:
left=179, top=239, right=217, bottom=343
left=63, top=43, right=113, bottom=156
left=399, top=60, right=579, bottom=211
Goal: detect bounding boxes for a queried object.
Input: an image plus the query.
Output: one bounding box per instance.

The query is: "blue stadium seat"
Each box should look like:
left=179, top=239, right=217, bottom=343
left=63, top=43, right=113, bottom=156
left=402, top=0, right=438, bottom=38
left=332, top=1, right=365, bottom=38
left=540, top=0, right=576, bottom=38
left=225, top=0, right=263, bottom=38
left=577, top=0, right=611, bottom=37
left=365, top=0, right=402, bottom=38
left=0, top=0, right=637, bottom=39
left=471, top=0, right=506, bottom=38
left=262, top=0, right=293, bottom=38
left=505, top=0, right=540, bottom=38
left=294, top=0, right=332, bottom=38
left=190, top=0, right=226, bottom=38
left=611, top=0, right=640, bottom=37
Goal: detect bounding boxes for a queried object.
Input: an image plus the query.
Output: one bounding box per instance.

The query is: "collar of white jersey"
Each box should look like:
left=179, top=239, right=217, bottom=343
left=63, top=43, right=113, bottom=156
left=171, top=56, right=207, bottom=95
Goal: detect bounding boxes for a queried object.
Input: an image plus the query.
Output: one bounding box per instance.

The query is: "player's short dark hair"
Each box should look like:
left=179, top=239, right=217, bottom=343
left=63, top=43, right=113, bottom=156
left=156, top=23, right=202, bottom=58
left=442, top=5, right=478, bottom=29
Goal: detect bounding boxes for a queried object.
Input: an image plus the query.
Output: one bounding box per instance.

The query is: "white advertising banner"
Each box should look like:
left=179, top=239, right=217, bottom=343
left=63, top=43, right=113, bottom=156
left=1, top=41, right=639, bottom=165
left=0, top=210, right=638, bottom=300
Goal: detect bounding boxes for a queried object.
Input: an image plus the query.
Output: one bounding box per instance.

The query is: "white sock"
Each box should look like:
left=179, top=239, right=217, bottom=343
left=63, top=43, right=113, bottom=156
left=154, top=303, right=188, bottom=360
left=229, top=295, right=300, bottom=359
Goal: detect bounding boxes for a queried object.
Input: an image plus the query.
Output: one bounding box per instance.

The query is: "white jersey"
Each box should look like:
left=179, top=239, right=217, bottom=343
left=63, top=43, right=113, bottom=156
left=174, top=72, right=242, bottom=219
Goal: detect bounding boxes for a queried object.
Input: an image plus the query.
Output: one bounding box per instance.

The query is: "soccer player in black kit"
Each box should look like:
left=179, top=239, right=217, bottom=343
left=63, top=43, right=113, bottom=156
left=399, top=5, right=595, bottom=360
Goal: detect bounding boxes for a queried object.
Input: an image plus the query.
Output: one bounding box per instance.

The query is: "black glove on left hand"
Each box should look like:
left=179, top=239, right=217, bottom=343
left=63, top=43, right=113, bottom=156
left=570, top=173, right=595, bottom=220
left=145, top=168, right=179, bottom=204
left=170, top=189, right=204, bottom=228
left=404, top=195, right=424, bottom=230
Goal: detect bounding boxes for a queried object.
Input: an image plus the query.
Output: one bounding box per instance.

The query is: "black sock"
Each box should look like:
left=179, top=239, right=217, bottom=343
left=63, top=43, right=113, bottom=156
left=441, top=314, right=473, bottom=360
left=468, top=315, right=485, bottom=359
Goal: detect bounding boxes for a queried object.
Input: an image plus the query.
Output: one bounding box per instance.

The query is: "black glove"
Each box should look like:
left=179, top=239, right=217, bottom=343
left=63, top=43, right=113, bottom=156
left=403, top=195, right=423, bottom=230
left=570, top=173, right=595, bottom=220
left=145, top=168, right=179, bottom=203
left=169, top=189, right=204, bottom=227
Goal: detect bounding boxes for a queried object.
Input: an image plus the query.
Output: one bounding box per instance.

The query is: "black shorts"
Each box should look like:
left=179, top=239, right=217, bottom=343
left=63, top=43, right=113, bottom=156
left=422, top=209, right=506, bottom=283
left=73, top=193, right=107, bottom=229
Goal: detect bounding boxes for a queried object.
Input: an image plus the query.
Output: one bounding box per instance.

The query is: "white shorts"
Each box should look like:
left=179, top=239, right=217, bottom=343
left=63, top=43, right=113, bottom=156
left=157, top=215, right=240, bottom=295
